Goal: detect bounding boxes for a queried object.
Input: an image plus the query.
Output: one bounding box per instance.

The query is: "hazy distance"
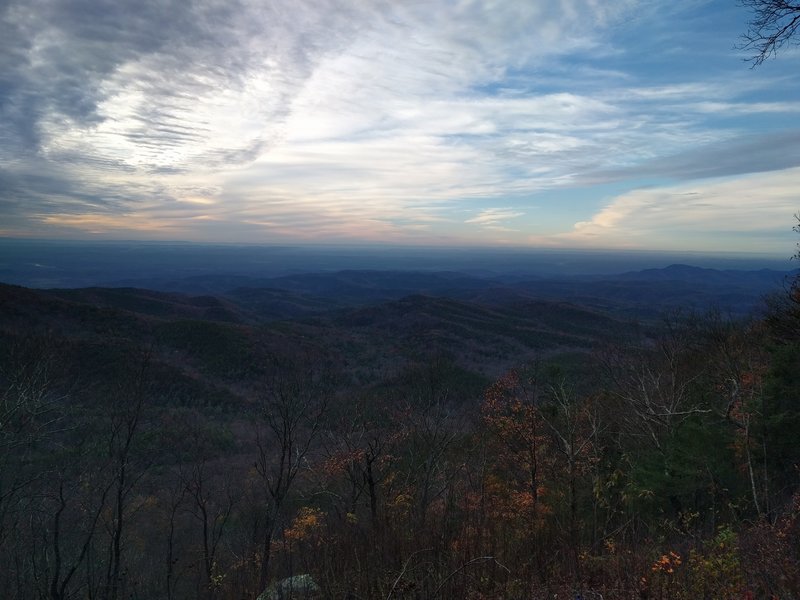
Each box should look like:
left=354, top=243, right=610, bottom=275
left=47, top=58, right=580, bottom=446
left=0, top=238, right=794, bottom=290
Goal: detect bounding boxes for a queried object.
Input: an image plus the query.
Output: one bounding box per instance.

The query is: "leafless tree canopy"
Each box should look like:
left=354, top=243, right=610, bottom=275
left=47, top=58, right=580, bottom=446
left=740, top=0, right=800, bottom=65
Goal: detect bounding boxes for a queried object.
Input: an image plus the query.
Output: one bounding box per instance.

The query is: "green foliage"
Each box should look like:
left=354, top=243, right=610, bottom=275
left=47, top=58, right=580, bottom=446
left=762, top=341, right=800, bottom=484
left=624, top=416, right=741, bottom=524
left=686, top=527, right=746, bottom=599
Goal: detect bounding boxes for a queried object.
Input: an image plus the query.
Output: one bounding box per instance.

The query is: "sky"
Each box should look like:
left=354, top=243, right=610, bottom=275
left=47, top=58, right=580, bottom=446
left=0, top=0, right=799, bottom=255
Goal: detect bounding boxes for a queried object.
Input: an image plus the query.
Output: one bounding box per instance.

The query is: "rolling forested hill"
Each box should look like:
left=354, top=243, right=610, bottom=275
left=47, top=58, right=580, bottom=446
left=0, top=272, right=630, bottom=402
left=1, top=265, right=799, bottom=599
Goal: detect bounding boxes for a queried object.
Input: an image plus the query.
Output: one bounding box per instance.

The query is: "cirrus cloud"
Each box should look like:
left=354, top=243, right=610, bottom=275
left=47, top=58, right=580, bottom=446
left=0, top=0, right=798, bottom=252
left=536, top=167, right=800, bottom=253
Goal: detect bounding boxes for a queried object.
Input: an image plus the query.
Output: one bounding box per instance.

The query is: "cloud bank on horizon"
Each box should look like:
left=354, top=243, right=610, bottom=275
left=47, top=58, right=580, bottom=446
left=0, top=0, right=798, bottom=254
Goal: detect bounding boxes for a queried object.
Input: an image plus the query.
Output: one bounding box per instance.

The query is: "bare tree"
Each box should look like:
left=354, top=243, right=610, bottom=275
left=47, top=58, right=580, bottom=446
left=45, top=469, right=114, bottom=600
left=184, top=460, right=236, bottom=598
left=164, top=474, right=188, bottom=600
left=701, top=312, right=771, bottom=517
left=21, top=351, right=153, bottom=600
left=602, top=315, right=708, bottom=454
left=252, top=354, right=329, bottom=592
left=542, top=381, right=596, bottom=579
left=319, top=397, right=393, bottom=529
left=100, top=352, right=152, bottom=600
left=739, top=0, right=800, bottom=65
left=0, top=337, right=61, bottom=541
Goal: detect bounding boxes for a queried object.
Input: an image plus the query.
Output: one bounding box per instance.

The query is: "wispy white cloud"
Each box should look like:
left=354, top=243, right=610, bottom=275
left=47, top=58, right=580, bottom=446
left=2, top=0, right=639, bottom=240
left=687, top=101, right=800, bottom=114
left=466, top=208, right=525, bottom=230
left=1, top=0, right=799, bottom=251
left=531, top=167, right=800, bottom=252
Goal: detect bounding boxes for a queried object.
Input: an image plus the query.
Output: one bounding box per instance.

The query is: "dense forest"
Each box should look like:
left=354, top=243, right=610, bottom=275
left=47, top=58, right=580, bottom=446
left=1, top=233, right=799, bottom=599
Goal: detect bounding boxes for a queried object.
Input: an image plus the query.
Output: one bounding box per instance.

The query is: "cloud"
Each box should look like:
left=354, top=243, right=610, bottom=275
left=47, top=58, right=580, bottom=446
left=537, top=167, right=800, bottom=252
left=1, top=0, right=629, bottom=175
left=1, top=0, right=798, bottom=249
left=589, top=131, right=800, bottom=182
left=1, top=0, right=386, bottom=169
left=466, top=208, right=525, bottom=231
left=3, top=0, right=639, bottom=237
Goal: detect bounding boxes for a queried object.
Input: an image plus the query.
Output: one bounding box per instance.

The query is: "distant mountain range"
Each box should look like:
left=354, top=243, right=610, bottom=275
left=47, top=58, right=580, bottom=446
left=614, top=263, right=792, bottom=285
left=99, top=264, right=796, bottom=318
left=0, top=277, right=629, bottom=410
left=2, top=264, right=794, bottom=320
left=2, top=239, right=793, bottom=288
left=1, top=263, right=795, bottom=410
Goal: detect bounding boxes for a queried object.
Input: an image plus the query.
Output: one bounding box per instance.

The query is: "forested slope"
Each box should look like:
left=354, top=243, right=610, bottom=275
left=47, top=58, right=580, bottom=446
left=0, top=270, right=799, bottom=599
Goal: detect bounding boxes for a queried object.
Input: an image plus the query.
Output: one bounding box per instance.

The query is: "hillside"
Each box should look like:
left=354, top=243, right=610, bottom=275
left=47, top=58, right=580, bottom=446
left=1, top=262, right=789, bottom=400
left=0, top=279, right=628, bottom=398
left=1, top=267, right=799, bottom=600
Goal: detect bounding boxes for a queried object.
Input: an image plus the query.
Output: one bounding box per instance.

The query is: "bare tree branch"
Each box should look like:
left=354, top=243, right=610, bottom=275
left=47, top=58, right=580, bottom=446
left=739, top=0, right=800, bottom=65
